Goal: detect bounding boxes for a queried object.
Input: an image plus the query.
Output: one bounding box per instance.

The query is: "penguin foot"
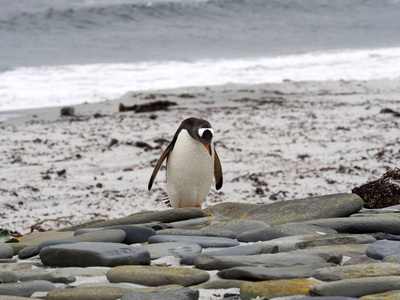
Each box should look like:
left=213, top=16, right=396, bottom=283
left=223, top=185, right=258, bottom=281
left=195, top=204, right=202, bottom=209
left=162, top=198, right=172, bottom=208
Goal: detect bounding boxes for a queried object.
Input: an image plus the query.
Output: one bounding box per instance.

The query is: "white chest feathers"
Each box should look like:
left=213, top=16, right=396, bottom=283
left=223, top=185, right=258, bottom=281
left=166, top=129, right=214, bottom=208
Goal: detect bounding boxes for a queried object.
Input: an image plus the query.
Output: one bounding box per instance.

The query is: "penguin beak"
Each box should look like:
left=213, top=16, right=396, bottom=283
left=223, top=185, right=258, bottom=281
left=204, top=143, right=212, bottom=156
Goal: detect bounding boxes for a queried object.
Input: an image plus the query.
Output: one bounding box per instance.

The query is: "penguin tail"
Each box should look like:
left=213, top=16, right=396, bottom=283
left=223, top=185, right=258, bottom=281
left=162, top=197, right=172, bottom=208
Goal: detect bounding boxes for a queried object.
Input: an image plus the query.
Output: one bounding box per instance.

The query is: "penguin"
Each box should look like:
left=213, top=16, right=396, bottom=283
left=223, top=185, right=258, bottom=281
left=148, top=117, right=223, bottom=208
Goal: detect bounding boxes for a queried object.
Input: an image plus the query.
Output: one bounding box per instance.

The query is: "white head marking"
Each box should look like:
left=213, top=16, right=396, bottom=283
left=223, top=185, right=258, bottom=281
left=198, top=127, right=214, bottom=138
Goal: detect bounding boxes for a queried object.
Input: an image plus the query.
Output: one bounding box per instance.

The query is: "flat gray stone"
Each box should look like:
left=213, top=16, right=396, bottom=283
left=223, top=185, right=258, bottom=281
left=74, top=225, right=156, bottom=244
left=0, top=259, right=17, bottom=264
left=51, top=267, right=109, bottom=277
left=156, top=228, right=237, bottom=239
left=194, top=249, right=341, bottom=270
left=343, top=256, right=380, bottom=265
left=191, top=279, right=247, bottom=289
left=293, top=297, right=360, bottom=300
left=311, top=244, right=370, bottom=257
left=106, top=265, right=209, bottom=287
left=311, top=262, right=400, bottom=281
left=304, top=216, right=400, bottom=234
left=238, top=223, right=337, bottom=242
left=40, top=242, right=150, bottom=267
left=148, top=235, right=239, bottom=248
left=0, top=280, right=56, bottom=297
left=260, top=234, right=376, bottom=253
left=360, top=290, right=400, bottom=300
left=121, top=285, right=199, bottom=300
left=18, top=245, right=40, bottom=259
left=38, top=239, right=76, bottom=252
left=84, top=207, right=207, bottom=228
left=168, top=218, right=211, bottom=229
left=71, top=229, right=126, bottom=243
left=138, top=242, right=202, bottom=259
left=0, top=269, right=17, bottom=283
left=310, top=276, right=400, bottom=298
left=19, top=229, right=127, bottom=260
left=0, top=243, right=14, bottom=259
left=45, top=286, right=135, bottom=300
left=383, top=254, right=400, bottom=263
left=14, top=268, right=75, bottom=283
left=240, top=278, right=320, bottom=300
left=206, top=220, right=271, bottom=235
left=218, top=263, right=335, bottom=280
left=180, top=244, right=263, bottom=265
left=205, top=193, right=363, bottom=225
left=366, top=240, right=400, bottom=259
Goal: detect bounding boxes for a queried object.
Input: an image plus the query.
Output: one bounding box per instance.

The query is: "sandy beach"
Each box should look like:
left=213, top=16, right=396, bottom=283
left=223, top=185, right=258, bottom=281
left=1, top=79, right=399, bottom=235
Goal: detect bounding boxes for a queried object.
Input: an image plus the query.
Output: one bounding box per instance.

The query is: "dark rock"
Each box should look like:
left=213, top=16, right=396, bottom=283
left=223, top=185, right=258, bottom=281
left=74, top=225, right=156, bottom=244
left=180, top=244, right=263, bottom=265
left=366, top=240, right=400, bottom=259
left=18, top=245, right=40, bottom=259
left=148, top=235, right=239, bottom=248
left=106, top=265, right=209, bottom=287
left=238, top=223, right=337, bottom=242
left=40, top=242, right=150, bottom=267
left=352, top=168, right=400, bottom=208
left=38, top=240, right=76, bottom=252
left=0, top=280, right=56, bottom=297
left=205, top=193, right=363, bottom=225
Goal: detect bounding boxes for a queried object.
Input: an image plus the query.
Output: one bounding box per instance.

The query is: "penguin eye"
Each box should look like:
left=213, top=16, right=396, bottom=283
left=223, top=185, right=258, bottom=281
left=198, top=128, right=214, bottom=138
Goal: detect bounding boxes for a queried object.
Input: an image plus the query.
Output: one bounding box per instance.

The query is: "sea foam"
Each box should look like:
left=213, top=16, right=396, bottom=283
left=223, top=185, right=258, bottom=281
left=1, top=47, right=399, bottom=112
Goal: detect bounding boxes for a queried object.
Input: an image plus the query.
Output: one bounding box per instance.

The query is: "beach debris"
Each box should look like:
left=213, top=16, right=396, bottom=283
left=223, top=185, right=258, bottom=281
left=119, top=100, right=177, bottom=113
left=60, top=106, right=75, bottom=117
left=352, top=168, right=400, bottom=208
left=108, top=138, right=119, bottom=149
left=380, top=108, right=400, bottom=117
left=56, top=169, right=66, bottom=177
left=135, top=141, right=153, bottom=151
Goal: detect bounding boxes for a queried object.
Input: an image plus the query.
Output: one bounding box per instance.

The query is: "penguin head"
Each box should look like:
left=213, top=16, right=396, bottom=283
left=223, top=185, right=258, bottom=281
left=181, top=117, right=214, bottom=155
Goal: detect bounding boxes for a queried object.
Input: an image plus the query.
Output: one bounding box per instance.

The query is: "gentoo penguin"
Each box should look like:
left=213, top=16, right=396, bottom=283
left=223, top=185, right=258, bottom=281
left=148, top=117, right=223, bottom=208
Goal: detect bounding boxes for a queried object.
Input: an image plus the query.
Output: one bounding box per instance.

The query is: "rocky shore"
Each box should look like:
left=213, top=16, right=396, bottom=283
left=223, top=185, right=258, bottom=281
left=2, top=193, right=400, bottom=299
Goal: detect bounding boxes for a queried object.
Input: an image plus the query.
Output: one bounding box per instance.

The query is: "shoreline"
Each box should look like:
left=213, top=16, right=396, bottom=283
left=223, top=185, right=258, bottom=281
left=1, top=79, right=400, bottom=235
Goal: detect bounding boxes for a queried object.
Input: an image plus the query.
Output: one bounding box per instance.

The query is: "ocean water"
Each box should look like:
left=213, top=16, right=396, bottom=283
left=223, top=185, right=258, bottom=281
left=1, top=0, right=400, bottom=111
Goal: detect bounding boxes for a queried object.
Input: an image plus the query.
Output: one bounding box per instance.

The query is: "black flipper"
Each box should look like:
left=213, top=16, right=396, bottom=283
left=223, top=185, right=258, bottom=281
left=148, top=142, right=174, bottom=190
left=214, top=149, right=223, bottom=190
